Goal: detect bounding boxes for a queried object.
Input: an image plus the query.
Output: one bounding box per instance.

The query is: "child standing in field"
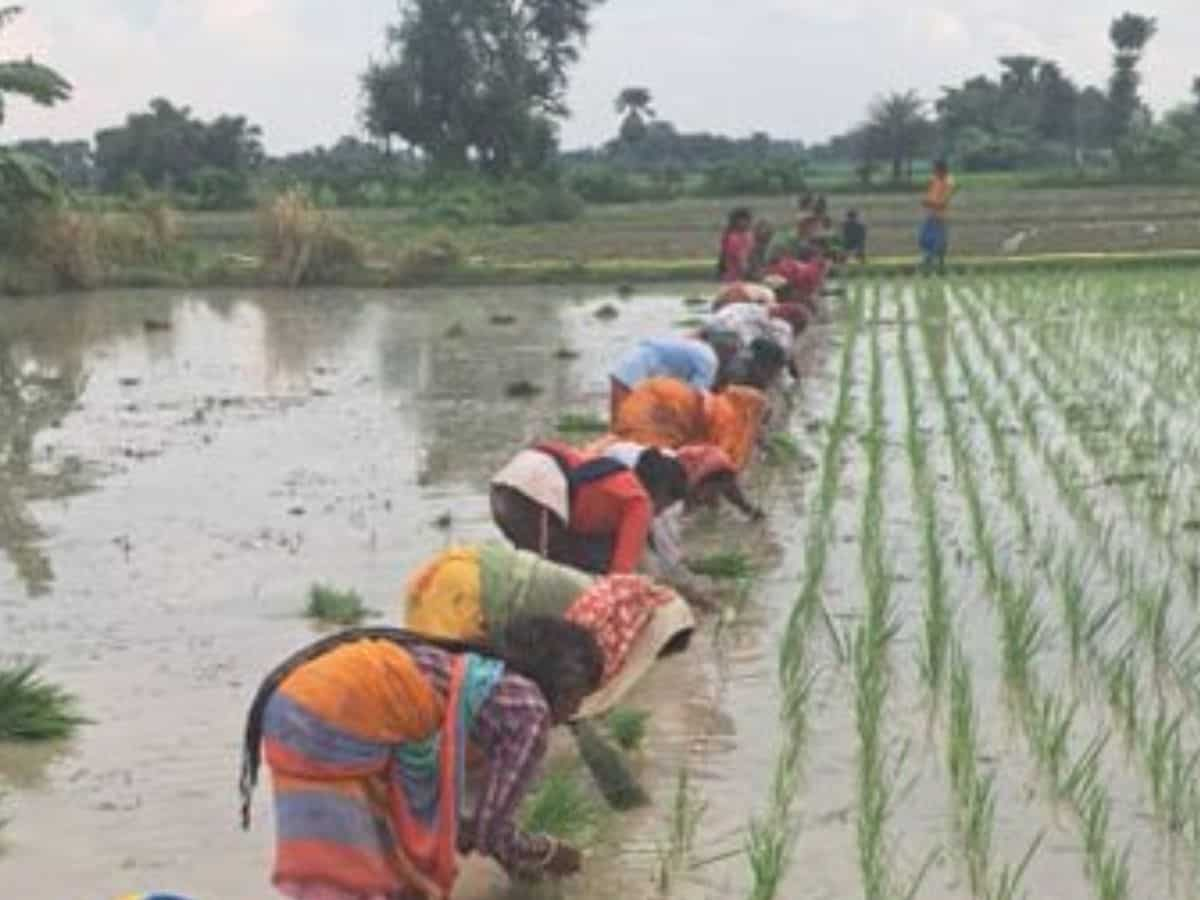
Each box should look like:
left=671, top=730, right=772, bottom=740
left=717, top=207, right=754, bottom=282
left=842, top=210, right=867, bottom=263
left=919, top=159, right=955, bottom=275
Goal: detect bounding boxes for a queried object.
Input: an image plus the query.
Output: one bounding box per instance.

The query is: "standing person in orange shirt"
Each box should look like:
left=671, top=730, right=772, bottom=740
left=919, top=159, right=956, bottom=275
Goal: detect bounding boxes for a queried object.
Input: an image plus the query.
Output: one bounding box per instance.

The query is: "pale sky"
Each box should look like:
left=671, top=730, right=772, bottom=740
left=4, top=2, right=1198, bottom=153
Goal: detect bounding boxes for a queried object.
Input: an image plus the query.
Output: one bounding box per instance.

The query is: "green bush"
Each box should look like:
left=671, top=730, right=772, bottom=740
left=392, top=229, right=464, bottom=283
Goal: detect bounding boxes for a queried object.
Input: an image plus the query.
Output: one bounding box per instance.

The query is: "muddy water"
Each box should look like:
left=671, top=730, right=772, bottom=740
left=0, top=286, right=831, bottom=900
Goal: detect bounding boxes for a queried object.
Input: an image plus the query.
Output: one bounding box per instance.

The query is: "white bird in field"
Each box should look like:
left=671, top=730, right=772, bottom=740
left=1001, top=231, right=1029, bottom=255
left=1142, top=223, right=1160, bottom=237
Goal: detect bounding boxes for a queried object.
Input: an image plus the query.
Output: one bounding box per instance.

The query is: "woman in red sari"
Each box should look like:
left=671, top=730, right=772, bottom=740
left=717, top=207, right=754, bottom=282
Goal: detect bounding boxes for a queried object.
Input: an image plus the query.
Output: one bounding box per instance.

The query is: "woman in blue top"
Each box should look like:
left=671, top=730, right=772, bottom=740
left=609, top=332, right=740, bottom=424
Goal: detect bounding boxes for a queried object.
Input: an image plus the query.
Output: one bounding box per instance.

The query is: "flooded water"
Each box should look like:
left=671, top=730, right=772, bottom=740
left=0, top=285, right=833, bottom=899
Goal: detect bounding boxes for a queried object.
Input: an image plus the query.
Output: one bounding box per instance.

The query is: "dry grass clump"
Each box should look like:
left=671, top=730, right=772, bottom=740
left=29, top=209, right=102, bottom=290
left=392, top=229, right=463, bottom=284
left=259, top=188, right=364, bottom=287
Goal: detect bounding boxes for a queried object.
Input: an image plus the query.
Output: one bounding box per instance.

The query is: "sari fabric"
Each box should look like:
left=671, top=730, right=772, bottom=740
left=613, top=378, right=766, bottom=471
left=264, top=640, right=502, bottom=898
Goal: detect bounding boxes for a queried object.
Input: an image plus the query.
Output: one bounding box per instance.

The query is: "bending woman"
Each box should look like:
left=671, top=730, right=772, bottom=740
left=608, top=334, right=739, bottom=424
left=403, top=542, right=695, bottom=718
left=490, top=440, right=688, bottom=575
left=613, top=377, right=768, bottom=471
left=239, top=616, right=604, bottom=900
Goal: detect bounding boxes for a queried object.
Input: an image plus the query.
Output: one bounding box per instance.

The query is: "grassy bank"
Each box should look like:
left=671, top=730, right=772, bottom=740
left=3, top=184, right=1200, bottom=296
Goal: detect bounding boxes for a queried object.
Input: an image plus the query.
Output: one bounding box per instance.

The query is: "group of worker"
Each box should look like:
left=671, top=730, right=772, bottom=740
left=235, top=244, right=828, bottom=899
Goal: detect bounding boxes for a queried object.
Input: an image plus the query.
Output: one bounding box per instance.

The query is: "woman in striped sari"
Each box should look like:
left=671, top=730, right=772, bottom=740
left=239, top=616, right=604, bottom=899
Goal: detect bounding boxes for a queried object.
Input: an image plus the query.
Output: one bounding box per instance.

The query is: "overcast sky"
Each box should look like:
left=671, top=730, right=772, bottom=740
left=4, top=2, right=1198, bottom=153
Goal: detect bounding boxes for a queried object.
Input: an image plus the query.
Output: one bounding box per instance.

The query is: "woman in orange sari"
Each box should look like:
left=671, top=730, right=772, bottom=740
left=240, top=617, right=603, bottom=900
left=612, top=377, right=767, bottom=471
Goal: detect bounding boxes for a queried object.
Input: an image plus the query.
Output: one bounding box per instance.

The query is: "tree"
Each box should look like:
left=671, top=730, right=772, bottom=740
left=615, top=86, right=654, bottom=142
left=362, top=0, right=603, bottom=177
left=94, top=98, right=263, bottom=200
left=866, top=90, right=931, bottom=181
left=0, top=6, right=72, bottom=252
left=0, top=5, right=71, bottom=128
left=1107, top=12, right=1157, bottom=152
left=1192, top=75, right=1200, bottom=113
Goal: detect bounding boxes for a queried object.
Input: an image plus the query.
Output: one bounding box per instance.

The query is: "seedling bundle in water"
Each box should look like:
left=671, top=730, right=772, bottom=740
left=521, top=764, right=603, bottom=845
left=0, top=661, right=88, bottom=742
left=606, top=706, right=651, bottom=752
left=305, top=584, right=370, bottom=625
left=687, top=551, right=756, bottom=580
left=557, top=412, right=608, bottom=435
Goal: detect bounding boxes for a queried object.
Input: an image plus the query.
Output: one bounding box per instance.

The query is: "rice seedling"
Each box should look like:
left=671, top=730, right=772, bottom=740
left=764, top=432, right=802, bottom=467
left=656, top=766, right=706, bottom=896
left=556, top=412, right=609, bottom=434
left=305, top=583, right=370, bottom=625
left=673, top=316, right=705, bottom=328
left=990, top=833, right=1044, bottom=900
left=0, top=660, right=88, bottom=741
left=521, top=764, right=603, bottom=845
left=688, top=551, right=756, bottom=580
left=605, top=706, right=651, bottom=752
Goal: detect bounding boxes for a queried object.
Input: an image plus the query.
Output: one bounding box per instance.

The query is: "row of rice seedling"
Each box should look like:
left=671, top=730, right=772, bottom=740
left=951, top=281, right=1200, bottom=892
left=851, top=297, right=909, bottom=900
left=747, top=288, right=866, bottom=900
left=896, top=306, right=951, bottom=707
left=919, top=288, right=1133, bottom=899
left=966, top=296, right=1200, bottom=709
left=897, top=295, right=1038, bottom=898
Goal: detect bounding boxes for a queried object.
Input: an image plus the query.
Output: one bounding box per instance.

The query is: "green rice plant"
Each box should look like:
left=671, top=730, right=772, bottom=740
left=1103, top=651, right=1139, bottom=750
left=556, top=412, right=609, bottom=435
left=1143, top=708, right=1182, bottom=820
left=998, top=581, right=1044, bottom=707
left=605, top=706, right=651, bottom=752
left=521, top=764, right=602, bottom=845
left=989, top=832, right=1044, bottom=900
left=1026, top=693, right=1078, bottom=790
left=673, top=316, right=705, bottom=328
left=656, top=765, right=706, bottom=896
left=1060, top=733, right=1109, bottom=806
left=305, top=583, right=369, bottom=625
left=0, top=660, right=88, bottom=741
left=764, top=431, right=803, bottom=466
left=688, top=551, right=756, bottom=580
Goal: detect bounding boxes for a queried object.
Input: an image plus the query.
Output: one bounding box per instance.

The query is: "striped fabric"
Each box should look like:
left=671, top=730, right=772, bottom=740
left=263, top=640, right=502, bottom=898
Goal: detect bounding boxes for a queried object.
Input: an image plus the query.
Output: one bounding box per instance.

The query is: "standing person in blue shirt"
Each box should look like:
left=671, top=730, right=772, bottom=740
left=609, top=330, right=740, bottom=425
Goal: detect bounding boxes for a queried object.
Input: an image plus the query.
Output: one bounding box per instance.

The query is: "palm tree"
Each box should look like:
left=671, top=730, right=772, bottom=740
left=867, top=90, right=930, bottom=181
left=0, top=6, right=71, bottom=128
left=1109, top=12, right=1157, bottom=54
left=615, top=86, right=654, bottom=142
left=1107, top=13, right=1157, bottom=149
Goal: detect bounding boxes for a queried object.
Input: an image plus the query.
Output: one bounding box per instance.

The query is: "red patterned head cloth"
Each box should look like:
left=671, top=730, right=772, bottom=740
left=674, top=444, right=735, bottom=490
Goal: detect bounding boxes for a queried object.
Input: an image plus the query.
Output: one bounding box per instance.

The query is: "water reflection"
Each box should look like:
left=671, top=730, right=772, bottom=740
left=0, top=301, right=92, bottom=597
left=376, top=288, right=577, bottom=488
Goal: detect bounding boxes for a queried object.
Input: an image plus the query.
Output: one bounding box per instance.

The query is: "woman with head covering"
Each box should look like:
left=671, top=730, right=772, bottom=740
left=402, top=542, right=695, bottom=719
left=608, top=333, right=740, bottom=424
left=490, top=441, right=689, bottom=576
left=239, top=616, right=604, bottom=900
left=719, top=338, right=791, bottom=392
left=612, top=378, right=768, bottom=472
left=710, top=303, right=795, bottom=355
left=717, top=207, right=754, bottom=282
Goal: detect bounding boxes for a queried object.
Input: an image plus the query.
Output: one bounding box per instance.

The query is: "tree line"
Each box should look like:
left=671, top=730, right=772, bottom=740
left=809, top=13, right=1200, bottom=182
left=2, top=2, right=1198, bottom=228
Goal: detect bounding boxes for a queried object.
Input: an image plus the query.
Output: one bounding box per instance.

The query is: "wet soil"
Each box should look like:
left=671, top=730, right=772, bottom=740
left=0, top=286, right=828, bottom=899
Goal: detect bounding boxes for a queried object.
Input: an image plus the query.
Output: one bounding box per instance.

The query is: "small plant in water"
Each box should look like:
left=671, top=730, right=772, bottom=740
left=521, top=764, right=602, bottom=845
left=557, top=412, right=609, bottom=435
left=656, top=765, right=706, bottom=895
left=606, top=706, right=651, bottom=752
left=687, top=551, right=756, bottom=580
left=306, top=584, right=369, bottom=626
left=764, top=432, right=803, bottom=466
left=0, top=660, right=88, bottom=741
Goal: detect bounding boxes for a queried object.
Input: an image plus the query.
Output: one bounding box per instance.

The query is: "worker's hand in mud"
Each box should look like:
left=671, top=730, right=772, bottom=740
left=545, top=841, right=584, bottom=877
